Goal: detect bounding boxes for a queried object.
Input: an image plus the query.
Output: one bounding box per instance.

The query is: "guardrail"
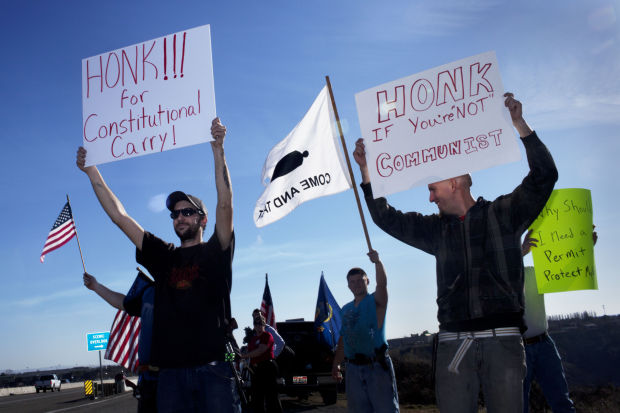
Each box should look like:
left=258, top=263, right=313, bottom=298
left=0, top=377, right=137, bottom=397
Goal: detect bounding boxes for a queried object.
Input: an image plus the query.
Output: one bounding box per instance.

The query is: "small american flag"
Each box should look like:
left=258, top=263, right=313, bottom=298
left=105, top=310, right=141, bottom=373
left=261, top=274, right=277, bottom=329
left=40, top=202, right=76, bottom=263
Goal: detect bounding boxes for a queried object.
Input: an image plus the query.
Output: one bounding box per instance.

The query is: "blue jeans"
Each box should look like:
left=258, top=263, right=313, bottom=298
left=345, top=355, right=399, bottom=413
left=137, top=372, right=158, bottom=413
left=523, top=334, right=575, bottom=413
left=157, top=362, right=241, bottom=413
left=435, top=335, right=526, bottom=413
left=250, top=360, right=282, bottom=413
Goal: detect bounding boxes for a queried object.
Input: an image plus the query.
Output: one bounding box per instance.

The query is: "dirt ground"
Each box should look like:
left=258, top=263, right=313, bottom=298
left=273, top=386, right=620, bottom=413
left=279, top=392, right=443, bottom=412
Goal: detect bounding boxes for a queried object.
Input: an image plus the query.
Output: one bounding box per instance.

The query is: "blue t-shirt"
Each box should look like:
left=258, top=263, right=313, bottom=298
left=339, top=292, right=387, bottom=359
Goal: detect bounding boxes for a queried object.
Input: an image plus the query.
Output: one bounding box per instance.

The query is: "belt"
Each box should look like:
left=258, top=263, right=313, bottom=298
left=439, top=327, right=521, bottom=374
left=346, top=354, right=375, bottom=365
left=138, top=364, right=160, bottom=373
left=438, top=327, right=521, bottom=342
left=524, top=332, right=547, bottom=345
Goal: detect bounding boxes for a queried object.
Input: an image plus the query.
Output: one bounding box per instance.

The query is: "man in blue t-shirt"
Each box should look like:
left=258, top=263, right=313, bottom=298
left=331, top=250, right=399, bottom=413
left=83, top=270, right=156, bottom=412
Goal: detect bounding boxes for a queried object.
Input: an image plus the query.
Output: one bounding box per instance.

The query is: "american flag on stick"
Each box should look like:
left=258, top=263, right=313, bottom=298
left=105, top=310, right=141, bottom=372
left=260, top=274, right=277, bottom=329
left=40, top=202, right=77, bottom=263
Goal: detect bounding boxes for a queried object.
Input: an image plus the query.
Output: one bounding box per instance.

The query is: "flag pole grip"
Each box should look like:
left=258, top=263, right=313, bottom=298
left=325, top=76, right=373, bottom=253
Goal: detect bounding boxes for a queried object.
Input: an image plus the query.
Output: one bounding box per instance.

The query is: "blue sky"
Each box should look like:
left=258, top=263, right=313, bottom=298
left=1, top=0, right=618, bottom=371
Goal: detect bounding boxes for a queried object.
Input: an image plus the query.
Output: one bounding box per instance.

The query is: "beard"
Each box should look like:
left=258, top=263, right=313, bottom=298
left=174, top=219, right=201, bottom=241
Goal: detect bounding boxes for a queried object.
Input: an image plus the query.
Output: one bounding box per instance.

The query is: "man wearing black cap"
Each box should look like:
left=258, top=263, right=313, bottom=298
left=76, top=118, right=240, bottom=412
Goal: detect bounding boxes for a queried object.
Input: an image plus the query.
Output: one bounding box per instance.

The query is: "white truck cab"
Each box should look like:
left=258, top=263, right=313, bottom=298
left=35, top=374, right=61, bottom=393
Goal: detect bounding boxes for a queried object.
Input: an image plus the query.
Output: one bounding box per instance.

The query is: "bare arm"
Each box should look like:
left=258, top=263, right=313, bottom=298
left=369, top=250, right=388, bottom=330
left=504, top=92, right=533, bottom=138
left=76, top=147, right=144, bottom=250
left=353, top=138, right=371, bottom=184
left=242, top=343, right=269, bottom=359
left=331, top=336, right=344, bottom=381
left=210, top=118, right=233, bottom=250
left=83, top=272, right=125, bottom=310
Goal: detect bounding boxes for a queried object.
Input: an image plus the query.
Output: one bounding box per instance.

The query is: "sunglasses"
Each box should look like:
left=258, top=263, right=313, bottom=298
left=170, top=208, right=201, bottom=219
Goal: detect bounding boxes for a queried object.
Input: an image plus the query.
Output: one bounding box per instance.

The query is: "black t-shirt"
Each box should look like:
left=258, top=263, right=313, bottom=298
left=136, top=230, right=234, bottom=368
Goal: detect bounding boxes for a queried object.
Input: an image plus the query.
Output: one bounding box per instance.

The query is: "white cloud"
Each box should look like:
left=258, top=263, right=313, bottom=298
left=233, top=236, right=361, bottom=280
left=502, top=50, right=620, bottom=131
left=148, top=193, right=168, bottom=213
left=407, top=1, right=500, bottom=37
left=588, top=5, right=617, bottom=31
left=337, top=0, right=501, bottom=44
left=232, top=231, right=419, bottom=281
left=592, top=38, right=617, bottom=55
left=13, top=287, right=84, bottom=307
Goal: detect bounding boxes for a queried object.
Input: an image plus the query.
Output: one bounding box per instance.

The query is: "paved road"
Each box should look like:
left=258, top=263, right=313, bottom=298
left=0, top=386, right=137, bottom=413
left=0, top=387, right=349, bottom=413
left=0, top=388, right=432, bottom=412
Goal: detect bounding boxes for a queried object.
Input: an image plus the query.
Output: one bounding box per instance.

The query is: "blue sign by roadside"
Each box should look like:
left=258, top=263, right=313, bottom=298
left=87, top=331, right=110, bottom=352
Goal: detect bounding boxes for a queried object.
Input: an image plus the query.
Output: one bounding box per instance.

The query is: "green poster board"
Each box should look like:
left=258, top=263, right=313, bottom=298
left=529, top=188, right=597, bottom=293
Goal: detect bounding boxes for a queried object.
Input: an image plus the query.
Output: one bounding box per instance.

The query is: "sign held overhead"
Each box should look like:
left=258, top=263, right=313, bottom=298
left=529, top=188, right=597, bottom=294
left=355, top=51, right=521, bottom=198
left=81, top=24, right=216, bottom=166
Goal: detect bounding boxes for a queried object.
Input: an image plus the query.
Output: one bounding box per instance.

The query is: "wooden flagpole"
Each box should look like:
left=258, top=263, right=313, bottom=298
left=66, top=194, right=87, bottom=273
left=325, top=76, right=373, bottom=252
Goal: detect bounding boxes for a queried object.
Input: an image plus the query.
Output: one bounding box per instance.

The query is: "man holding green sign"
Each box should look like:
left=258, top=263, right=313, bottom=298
left=522, top=226, right=598, bottom=413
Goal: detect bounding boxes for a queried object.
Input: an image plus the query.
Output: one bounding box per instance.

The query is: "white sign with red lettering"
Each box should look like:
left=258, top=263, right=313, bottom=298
left=355, top=51, right=521, bottom=198
left=82, top=24, right=216, bottom=166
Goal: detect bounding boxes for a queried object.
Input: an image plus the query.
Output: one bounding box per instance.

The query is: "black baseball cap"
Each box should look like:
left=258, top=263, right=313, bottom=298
left=166, top=191, right=207, bottom=215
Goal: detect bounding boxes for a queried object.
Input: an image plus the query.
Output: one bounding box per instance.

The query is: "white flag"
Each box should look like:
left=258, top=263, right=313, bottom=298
left=254, top=86, right=352, bottom=227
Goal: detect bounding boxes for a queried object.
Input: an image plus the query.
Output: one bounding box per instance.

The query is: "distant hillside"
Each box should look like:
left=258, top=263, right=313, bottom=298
left=388, top=313, right=620, bottom=387
left=547, top=313, right=620, bottom=387
left=387, top=313, right=620, bottom=409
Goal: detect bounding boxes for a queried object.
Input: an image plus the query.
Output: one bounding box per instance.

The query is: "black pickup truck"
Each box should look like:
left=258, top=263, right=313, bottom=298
left=275, top=319, right=339, bottom=405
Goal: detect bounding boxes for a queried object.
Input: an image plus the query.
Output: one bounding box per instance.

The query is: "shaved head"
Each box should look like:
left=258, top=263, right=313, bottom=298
left=428, top=174, right=475, bottom=216
left=455, top=174, right=472, bottom=189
